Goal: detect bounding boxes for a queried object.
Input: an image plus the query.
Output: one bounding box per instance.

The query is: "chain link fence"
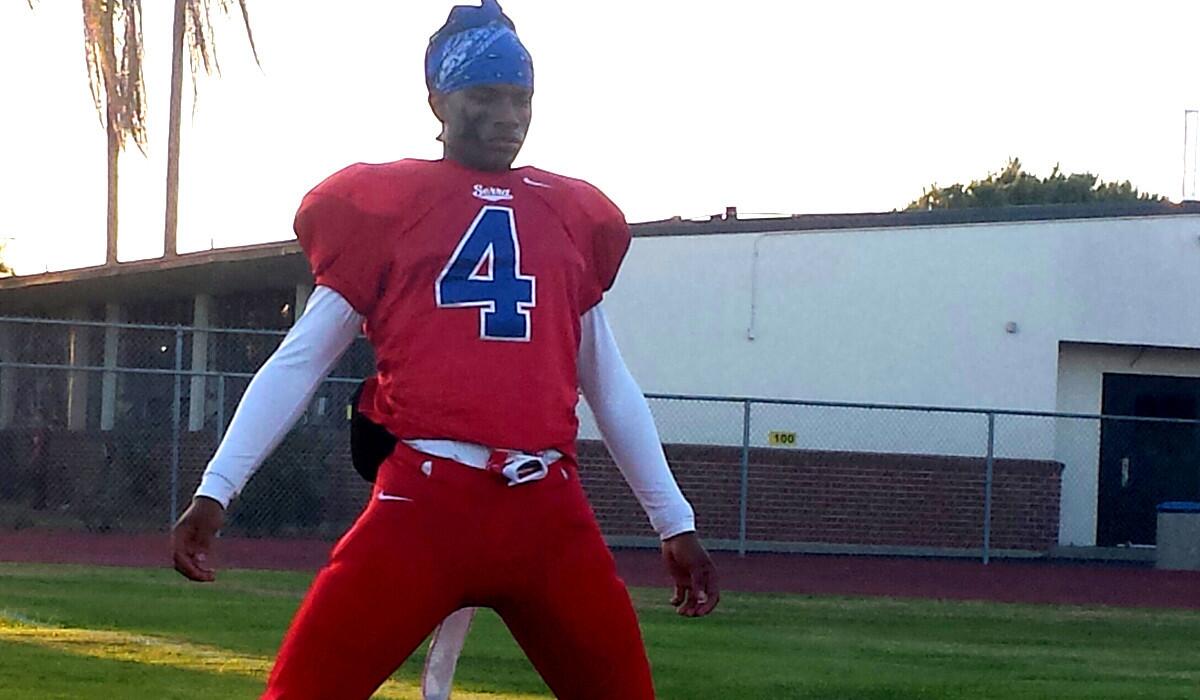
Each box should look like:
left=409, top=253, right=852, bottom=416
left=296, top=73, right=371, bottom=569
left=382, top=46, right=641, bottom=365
left=2, top=316, right=1199, bottom=562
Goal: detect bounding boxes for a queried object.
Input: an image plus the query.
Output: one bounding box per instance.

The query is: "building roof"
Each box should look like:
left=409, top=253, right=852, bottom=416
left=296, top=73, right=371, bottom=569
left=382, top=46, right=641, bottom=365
left=0, top=241, right=308, bottom=313
left=633, top=200, right=1200, bottom=237
left=4, top=201, right=1200, bottom=314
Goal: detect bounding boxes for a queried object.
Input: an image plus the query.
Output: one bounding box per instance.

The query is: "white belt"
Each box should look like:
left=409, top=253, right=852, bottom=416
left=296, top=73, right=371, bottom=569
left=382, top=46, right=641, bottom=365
left=403, top=439, right=564, bottom=486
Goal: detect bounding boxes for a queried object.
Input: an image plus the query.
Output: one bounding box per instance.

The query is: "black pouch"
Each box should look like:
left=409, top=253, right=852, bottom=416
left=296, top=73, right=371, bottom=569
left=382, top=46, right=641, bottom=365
left=349, top=379, right=397, bottom=483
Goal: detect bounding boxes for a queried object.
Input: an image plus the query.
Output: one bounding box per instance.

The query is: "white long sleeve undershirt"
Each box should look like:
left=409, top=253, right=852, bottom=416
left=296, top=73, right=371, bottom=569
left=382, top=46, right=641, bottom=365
left=577, top=306, right=695, bottom=539
left=195, top=286, right=695, bottom=539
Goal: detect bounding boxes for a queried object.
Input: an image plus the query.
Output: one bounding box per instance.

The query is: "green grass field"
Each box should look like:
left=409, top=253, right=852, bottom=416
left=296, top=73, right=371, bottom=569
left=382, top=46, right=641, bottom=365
left=0, top=563, right=1198, bottom=699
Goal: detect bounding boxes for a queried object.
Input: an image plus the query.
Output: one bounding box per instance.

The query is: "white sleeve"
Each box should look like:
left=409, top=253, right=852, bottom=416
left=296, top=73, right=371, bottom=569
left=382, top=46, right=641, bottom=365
left=194, top=286, right=364, bottom=508
left=578, top=304, right=696, bottom=540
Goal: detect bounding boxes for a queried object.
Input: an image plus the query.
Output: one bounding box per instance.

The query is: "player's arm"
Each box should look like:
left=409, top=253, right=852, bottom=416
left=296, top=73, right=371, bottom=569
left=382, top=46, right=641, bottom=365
left=577, top=304, right=719, bottom=617
left=171, top=285, right=363, bottom=582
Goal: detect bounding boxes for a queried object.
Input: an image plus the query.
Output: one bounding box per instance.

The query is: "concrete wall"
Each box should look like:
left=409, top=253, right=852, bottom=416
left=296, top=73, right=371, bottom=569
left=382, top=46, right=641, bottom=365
left=606, top=214, right=1200, bottom=408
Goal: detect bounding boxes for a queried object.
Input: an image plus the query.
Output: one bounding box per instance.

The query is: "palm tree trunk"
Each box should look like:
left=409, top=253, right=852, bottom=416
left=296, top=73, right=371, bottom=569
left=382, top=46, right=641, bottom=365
left=163, top=0, right=187, bottom=258
left=105, top=111, right=119, bottom=266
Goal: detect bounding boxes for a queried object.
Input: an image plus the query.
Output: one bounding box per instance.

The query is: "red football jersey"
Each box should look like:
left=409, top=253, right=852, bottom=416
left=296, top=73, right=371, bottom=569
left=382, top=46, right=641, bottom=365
left=294, top=159, right=631, bottom=455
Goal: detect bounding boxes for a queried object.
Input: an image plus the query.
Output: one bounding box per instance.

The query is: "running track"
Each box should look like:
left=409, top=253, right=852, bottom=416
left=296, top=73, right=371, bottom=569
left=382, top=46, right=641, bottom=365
left=1, top=531, right=1197, bottom=610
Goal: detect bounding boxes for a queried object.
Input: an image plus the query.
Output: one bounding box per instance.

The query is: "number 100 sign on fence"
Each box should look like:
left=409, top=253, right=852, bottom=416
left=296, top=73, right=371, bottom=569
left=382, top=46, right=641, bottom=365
left=768, top=431, right=797, bottom=446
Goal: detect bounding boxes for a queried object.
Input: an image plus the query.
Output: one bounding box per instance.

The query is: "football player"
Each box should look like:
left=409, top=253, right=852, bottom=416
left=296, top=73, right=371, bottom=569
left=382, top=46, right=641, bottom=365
left=171, top=2, right=719, bottom=698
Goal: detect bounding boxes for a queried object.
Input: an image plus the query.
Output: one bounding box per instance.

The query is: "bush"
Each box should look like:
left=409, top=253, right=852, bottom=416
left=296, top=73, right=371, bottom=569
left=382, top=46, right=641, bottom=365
left=227, top=430, right=334, bottom=537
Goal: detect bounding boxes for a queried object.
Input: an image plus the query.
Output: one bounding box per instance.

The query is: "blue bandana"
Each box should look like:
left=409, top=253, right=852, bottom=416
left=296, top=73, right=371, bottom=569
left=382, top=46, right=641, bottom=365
left=425, top=0, right=533, bottom=95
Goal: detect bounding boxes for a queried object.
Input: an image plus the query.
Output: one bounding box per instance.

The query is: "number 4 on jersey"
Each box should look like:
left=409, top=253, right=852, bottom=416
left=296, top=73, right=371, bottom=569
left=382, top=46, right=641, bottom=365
left=436, top=206, right=536, bottom=341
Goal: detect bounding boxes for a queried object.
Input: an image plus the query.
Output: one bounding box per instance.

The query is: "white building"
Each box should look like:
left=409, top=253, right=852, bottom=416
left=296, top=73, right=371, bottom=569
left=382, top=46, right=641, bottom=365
left=597, top=203, right=1200, bottom=548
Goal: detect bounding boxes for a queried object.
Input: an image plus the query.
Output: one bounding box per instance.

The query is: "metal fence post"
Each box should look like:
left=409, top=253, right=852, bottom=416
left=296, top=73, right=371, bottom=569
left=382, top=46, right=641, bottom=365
left=216, top=373, right=226, bottom=440
left=170, top=327, right=183, bottom=527
left=983, top=412, right=995, bottom=565
left=739, top=400, right=751, bottom=557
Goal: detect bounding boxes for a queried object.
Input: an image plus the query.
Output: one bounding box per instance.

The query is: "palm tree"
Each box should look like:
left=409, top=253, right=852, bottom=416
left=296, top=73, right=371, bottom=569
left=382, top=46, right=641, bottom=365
left=164, top=1, right=259, bottom=257
left=81, top=0, right=149, bottom=265
left=29, top=1, right=256, bottom=266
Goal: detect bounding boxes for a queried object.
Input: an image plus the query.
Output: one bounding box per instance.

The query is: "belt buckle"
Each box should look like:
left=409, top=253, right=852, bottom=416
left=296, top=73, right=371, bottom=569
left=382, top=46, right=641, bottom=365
left=486, top=450, right=549, bottom=487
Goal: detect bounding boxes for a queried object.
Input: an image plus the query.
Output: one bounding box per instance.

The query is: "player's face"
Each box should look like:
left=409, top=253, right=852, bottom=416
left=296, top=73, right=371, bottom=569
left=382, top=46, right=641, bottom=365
left=433, top=84, right=532, bottom=172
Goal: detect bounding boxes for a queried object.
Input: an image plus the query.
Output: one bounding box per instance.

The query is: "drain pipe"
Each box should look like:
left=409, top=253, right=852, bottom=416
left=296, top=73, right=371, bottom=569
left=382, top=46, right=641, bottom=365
left=746, top=230, right=811, bottom=341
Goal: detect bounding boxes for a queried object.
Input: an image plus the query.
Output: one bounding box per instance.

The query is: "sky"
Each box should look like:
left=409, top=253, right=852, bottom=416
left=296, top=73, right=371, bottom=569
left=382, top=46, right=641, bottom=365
left=2, top=0, right=1199, bottom=274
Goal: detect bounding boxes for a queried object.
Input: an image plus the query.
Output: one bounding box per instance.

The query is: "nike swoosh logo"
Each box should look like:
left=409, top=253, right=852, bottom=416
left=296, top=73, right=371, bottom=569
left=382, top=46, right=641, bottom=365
left=522, top=176, right=551, bottom=189
left=377, top=493, right=413, bottom=502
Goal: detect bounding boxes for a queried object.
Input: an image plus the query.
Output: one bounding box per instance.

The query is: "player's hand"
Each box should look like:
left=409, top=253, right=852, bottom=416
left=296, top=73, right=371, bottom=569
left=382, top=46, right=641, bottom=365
left=171, top=496, right=225, bottom=582
left=661, top=531, right=719, bottom=617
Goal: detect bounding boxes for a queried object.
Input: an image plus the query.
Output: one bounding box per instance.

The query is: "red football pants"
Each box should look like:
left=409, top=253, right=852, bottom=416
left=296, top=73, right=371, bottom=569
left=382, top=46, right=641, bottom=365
left=262, top=443, right=655, bottom=699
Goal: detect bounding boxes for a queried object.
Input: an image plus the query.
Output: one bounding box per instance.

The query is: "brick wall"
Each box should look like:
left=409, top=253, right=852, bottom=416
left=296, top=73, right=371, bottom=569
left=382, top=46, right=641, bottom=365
left=578, top=441, right=1064, bottom=552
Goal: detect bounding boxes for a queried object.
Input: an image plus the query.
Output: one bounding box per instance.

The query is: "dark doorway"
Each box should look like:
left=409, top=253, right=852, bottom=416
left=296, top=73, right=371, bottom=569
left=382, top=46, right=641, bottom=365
left=1097, top=373, right=1200, bottom=546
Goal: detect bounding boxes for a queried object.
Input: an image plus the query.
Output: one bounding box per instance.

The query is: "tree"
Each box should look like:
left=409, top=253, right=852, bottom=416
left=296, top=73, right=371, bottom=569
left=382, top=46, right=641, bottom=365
left=81, top=0, right=149, bottom=265
left=906, top=158, right=1167, bottom=211
left=0, top=240, right=13, bottom=278
left=28, top=1, right=257, bottom=266
left=164, top=1, right=259, bottom=258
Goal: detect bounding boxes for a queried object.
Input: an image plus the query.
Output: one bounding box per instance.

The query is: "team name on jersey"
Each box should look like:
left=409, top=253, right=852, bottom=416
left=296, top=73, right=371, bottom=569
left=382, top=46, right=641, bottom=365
left=473, top=184, right=513, bottom=202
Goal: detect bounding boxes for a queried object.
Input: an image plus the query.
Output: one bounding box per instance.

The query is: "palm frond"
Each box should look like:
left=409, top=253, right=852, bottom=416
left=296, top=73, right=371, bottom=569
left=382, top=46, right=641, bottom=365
left=183, top=0, right=260, bottom=111
left=81, top=0, right=147, bottom=155
left=80, top=0, right=107, bottom=130
left=119, top=0, right=148, bottom=152
left=234, top=0, right=261, bottom=66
